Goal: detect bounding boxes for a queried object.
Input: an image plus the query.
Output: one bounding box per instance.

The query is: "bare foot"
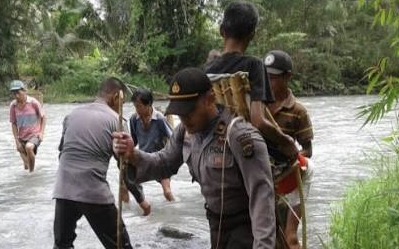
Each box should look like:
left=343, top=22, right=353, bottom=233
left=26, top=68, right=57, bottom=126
left=139, top=200, right=151, bottom=216
left=28, top=164, right=34, bottom=173
left=161, top=178, right=174, bottom=201
left=163, top=191, right=175, bottom=202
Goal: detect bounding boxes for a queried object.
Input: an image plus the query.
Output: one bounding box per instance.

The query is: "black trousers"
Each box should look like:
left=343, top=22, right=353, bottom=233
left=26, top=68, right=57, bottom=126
left=53, top=199, right=133, bottom=249
left=206, top=207, right=253, bottom=249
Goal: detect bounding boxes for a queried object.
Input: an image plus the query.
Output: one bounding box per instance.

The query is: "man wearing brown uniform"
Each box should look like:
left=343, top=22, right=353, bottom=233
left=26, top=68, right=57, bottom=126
left=265, top=50, right=314, bottom=249
left=113, top=68, right=276, bottom=249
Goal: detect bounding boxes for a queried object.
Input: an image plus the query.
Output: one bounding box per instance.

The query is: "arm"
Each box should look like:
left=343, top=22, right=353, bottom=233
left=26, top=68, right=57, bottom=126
left=296, top=106, right=314, bottom=158
left=11, top=123, right=23, bottom=152
left=129, top=115, right=138, bottom=145
left=33, top=99, right=46, bottom=141
left=58, top=116, right=68, bottom=153
left=39, top=115, right=46, bottom=141
left=113, top=124, right=186, bottom=183
left=10, top=105, right=22, bottom=151
left=229, top=121, right=276, bottom=249
left=250, top=101, right=298, bottom=160
left=299, top=140, right=312, bottom=158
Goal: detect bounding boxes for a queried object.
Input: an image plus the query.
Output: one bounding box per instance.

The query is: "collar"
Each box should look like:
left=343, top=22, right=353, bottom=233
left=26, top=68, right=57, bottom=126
left=135, top=107, right=159, bottom=121
left=282, top=90, right=296, bottom=109
left=274, top=89, right=296, bottom=112
left=196, top=105, right=225, bottom=140
left=94, top=98, right=107, bottom=105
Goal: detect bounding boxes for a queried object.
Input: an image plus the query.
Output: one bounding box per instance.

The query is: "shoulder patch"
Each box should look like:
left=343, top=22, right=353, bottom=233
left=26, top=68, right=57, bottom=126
left=236, top=132, right=254, bottom=158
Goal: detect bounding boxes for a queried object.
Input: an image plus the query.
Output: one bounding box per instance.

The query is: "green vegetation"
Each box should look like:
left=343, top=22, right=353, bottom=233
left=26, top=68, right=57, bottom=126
left=329, top=152, right=399, bottom=249
left=329, top=1, right=399, bottom=248
left=1, top=0, right=399, bottom=102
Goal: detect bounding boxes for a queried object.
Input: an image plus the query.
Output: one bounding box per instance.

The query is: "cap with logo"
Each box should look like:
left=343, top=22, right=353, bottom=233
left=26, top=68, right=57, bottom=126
left=264, top=50, right=293, bottom=75
left=165, top=67, right=212, bottom=116
left=9, top=80, right=26, bottom=91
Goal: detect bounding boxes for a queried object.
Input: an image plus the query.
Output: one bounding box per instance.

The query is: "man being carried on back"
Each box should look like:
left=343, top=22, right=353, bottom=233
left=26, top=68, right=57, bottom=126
left=205, top=1, right=298, bottom=161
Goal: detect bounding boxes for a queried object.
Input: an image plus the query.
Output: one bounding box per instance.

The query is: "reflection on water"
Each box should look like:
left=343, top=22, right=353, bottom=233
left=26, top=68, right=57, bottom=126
left=0, top=96, right=395, bottom=248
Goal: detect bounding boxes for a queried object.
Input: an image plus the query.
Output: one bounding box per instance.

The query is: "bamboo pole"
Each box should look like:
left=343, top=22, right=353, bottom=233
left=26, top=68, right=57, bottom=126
left=116, top=90, right=124, bottom=249
left=295, top=165, right=307, bottom=249
left=264, top=105, right=307, bottom=249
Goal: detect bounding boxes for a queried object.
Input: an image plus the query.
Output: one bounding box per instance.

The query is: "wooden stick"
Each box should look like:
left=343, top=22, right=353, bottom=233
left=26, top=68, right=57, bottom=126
left=117, top=90, right=124, bottom=249
left=295, top=166, right=307, bottom=249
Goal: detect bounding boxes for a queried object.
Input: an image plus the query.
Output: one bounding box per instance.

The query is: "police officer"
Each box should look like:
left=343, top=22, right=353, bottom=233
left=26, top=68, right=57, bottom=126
left=113, top=68, right=276, bottom=249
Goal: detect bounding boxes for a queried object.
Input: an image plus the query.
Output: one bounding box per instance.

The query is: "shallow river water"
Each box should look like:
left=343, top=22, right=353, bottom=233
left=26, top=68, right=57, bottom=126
left=0, top=95, right=395, bottom=248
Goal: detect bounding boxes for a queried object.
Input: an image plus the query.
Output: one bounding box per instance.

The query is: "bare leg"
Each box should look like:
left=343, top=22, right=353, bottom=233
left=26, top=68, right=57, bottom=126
left=25, top=143, right=36, bottom=173
left=161, top=178, right=175, bottom=201
left=16, top=143, right=29, bottom=170
left=19, top=151, right=29, bottom=170
left=285, top=205, right=301, bottom=249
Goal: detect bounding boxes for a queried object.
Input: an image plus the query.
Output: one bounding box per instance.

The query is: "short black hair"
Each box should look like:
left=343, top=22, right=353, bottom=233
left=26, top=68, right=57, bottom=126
left=220, top=1, right=259, bottom=40
left=98, top=77, right=127, bottom=97
left=131, top=88, right=153, bottom=106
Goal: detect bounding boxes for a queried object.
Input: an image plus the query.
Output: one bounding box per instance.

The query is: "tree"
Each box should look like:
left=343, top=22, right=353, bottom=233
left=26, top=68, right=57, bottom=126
left=0, top=0, right=37, bottom=87
left=358, top=0, right=399, bottom=126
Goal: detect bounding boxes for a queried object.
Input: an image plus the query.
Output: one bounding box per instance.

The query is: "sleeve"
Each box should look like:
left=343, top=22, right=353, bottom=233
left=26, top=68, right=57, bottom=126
left=295, top=107, right=314, bottom=144
left=123, top=118, right=129, bottom=133
left=126, top=124, right=185, bottom=184
left=228, top=120, right=276, bottom=249
left=32, top=98, right=45, bottom=118
left=129, top=115, right=138, bottom=145
left=9, top=104, right=16, bottom=124
left=248, top=58, right=268, bottom=102
left=58, top=116, right=68, bottom=153
left=161, top=116, right=173, bottom=138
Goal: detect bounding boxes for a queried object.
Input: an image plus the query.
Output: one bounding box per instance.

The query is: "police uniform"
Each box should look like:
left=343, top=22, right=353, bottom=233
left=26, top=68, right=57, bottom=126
left=127, top=106, right=276, bottom=249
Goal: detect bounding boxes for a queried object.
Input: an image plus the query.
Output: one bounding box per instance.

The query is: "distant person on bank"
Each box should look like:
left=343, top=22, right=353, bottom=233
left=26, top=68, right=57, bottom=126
left=9, top=80, right=46, bottom=173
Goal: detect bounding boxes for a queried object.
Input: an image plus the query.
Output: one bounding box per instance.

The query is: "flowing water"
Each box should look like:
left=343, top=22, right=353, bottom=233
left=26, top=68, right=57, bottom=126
left=0, top=95, right=395, bottom=249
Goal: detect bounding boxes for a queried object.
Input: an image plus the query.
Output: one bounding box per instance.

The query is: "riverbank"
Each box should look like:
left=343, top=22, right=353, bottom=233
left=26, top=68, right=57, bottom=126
left=0, top=84, right=369, bottom=104
left=329, top=148, right=399, bottom=249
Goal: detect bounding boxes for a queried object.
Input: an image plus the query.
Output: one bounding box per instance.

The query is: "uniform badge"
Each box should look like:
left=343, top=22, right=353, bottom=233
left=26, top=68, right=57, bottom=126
left=237, top=133, right=254, bottom=158
left=171, top=82, right=180, bottom=94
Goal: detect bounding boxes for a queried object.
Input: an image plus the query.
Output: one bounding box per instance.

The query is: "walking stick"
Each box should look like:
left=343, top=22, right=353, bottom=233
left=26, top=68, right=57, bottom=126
left=117, top=90, right=124, bottom=249
left=296, top=160, right=307, bottom=249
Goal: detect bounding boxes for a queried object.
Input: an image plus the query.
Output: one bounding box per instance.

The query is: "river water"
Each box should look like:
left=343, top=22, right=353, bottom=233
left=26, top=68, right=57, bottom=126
left=0, top=95, right=395, bottom=249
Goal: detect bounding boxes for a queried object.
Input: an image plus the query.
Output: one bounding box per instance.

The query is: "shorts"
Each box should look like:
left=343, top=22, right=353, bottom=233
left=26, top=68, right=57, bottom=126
left=20, top=136, right=41, bottom=155
left=284, top=162, right=314, bottom=206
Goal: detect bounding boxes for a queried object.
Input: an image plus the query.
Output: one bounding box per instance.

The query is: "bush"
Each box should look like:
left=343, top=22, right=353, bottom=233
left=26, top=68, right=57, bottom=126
left=329, top=152, right=399, bottom=249
left=44, top=56, right=107, bottom=102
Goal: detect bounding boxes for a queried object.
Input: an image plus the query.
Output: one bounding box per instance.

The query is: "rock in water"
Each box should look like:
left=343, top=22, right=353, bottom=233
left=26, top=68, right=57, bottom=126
left=158, top=225, right=194, bottom=240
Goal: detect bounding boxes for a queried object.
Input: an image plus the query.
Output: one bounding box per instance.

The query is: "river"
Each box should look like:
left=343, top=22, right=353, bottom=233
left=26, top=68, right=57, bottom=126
left=0, top=95, right=395, bottom=249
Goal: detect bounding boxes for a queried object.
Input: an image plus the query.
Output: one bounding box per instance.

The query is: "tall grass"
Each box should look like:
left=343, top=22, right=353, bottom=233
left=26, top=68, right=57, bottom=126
left=329, top=151, right=399, bottom=249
